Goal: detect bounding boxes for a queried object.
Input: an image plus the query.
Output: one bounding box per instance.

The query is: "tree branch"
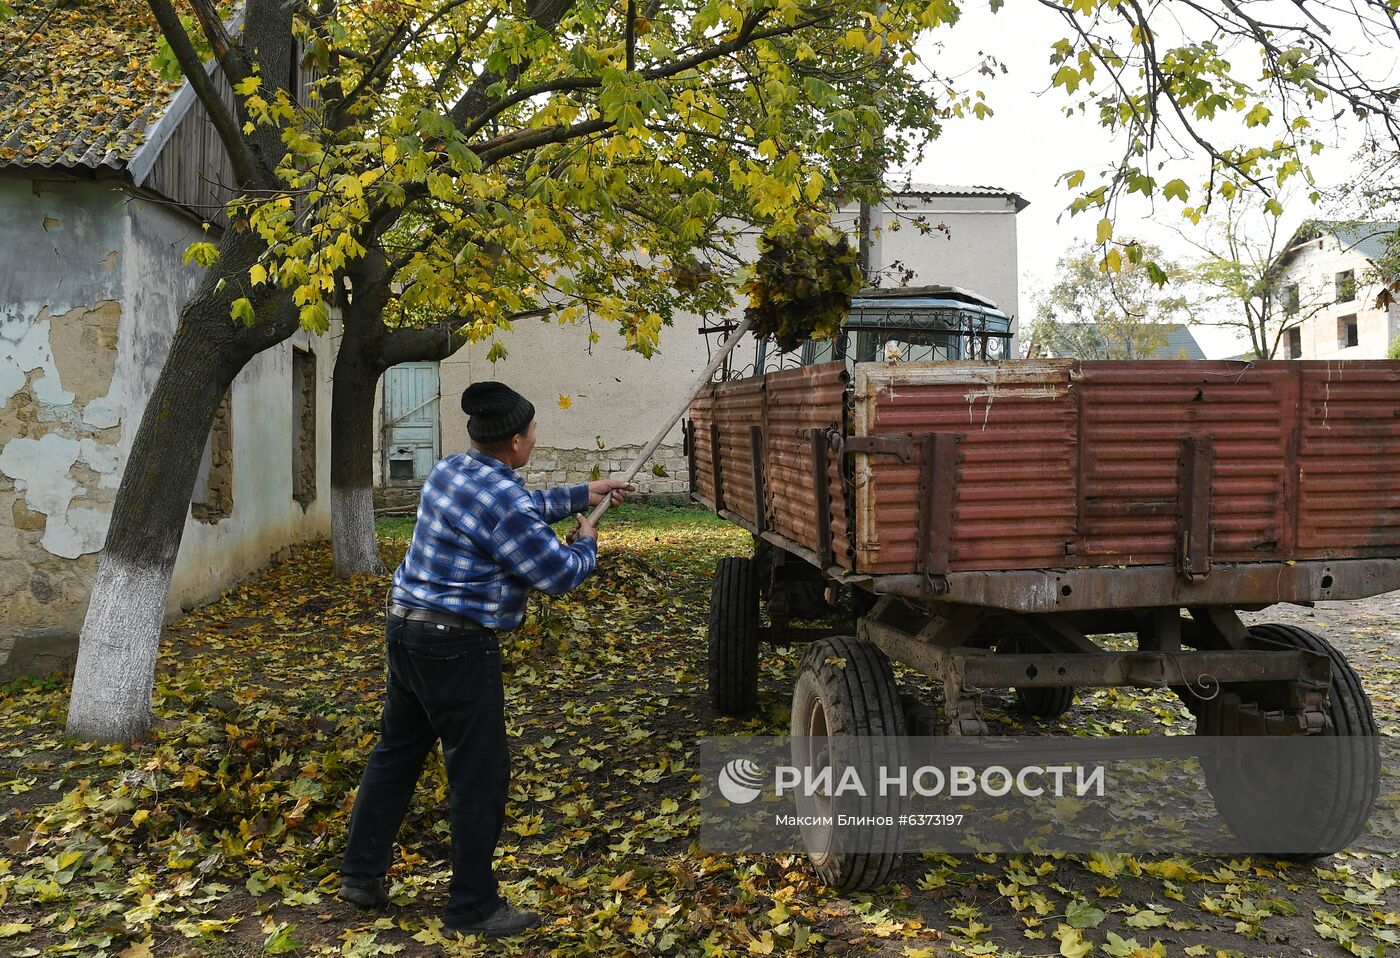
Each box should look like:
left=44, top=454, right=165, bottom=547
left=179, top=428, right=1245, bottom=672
left=146, top=0, right=261, bottom=187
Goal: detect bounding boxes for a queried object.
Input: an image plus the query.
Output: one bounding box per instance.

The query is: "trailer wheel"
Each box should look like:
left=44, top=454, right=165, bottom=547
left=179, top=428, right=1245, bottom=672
left=998, top=635, right=1076, bottom=719
left=708, top=556, right=760, bottom=715
left=1199, top=624, right=1379, bottom=857
left=790, top=636, right=906, bottom=891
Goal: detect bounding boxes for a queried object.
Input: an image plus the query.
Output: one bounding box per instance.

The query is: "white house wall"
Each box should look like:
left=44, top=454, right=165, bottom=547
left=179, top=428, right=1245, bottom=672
left=871, top=194, right=1022, bottom=343
left=0, top=179, right=130, bottom=677
left=382, top=193, right=1022, bottom=498
left=0, top=179, right=333, bottom=679
left=1277, top=233, right=1398, bottom=359
left=116, top=197, right=334, bottom=615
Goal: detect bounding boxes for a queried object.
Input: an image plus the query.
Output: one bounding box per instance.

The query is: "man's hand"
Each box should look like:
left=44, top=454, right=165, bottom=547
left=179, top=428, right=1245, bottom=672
left=568, top=512, right=597, bottom=544
left=588, top=478, right=636, bottom=508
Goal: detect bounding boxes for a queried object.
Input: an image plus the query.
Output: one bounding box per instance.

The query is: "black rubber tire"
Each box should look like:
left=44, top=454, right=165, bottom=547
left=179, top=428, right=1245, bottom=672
left=790, top=636, right=907, bottom=891
left=708, top=556, right=760, bottom=716
left=1198, top=623, right=1380, bottom=857
left=998, top=635, right=1076, bottom=719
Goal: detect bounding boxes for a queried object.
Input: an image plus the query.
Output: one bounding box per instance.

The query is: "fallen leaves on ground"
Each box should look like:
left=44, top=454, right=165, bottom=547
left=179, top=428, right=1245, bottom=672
left=0, top=505, right=1396, bottom=957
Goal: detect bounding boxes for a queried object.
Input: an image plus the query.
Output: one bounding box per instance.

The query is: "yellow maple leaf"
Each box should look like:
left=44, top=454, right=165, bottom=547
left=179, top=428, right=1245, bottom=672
left=558, top=395, right=573, bottom=410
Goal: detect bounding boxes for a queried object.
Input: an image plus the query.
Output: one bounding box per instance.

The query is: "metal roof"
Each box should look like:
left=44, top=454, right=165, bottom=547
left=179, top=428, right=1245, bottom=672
left=1329, top=221, right=1400, bottom=263
left=0, top=0, right=185, bottom=172
left=851, top=284, right=1003, bottom=310
left=1034, top=323, right=1206, bottom=360
left=886, top=182, right=1030, bottom=212
left=1276, top=220, right=1400, bottom=274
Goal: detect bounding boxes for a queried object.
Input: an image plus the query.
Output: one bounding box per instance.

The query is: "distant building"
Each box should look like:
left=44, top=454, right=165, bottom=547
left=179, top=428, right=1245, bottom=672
left=1026, top=323, right=1206, bottom=360
left=374, top=183, right=1028, bottom=499
left=1269, top=221, right=1399, bottom=359
left=0, top=3, right=333, bottom=679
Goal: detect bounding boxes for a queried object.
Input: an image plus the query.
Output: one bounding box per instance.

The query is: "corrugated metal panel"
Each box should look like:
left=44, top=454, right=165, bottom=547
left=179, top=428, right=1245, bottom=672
left=764, top=364, right=852, bottom=569
left=1074, top=362, right=1293, bottom=565
left=712, top=377, right=765, bottom=528
left=703, top=358, right=1400, bottom=581
left=1297, top=361, right=1400, bottom=557
left=687, top=364, right=851, bottom=566
left=688, top=392, right=716, bottom=506
left=855, top=359, right=1400, bottom=577
left=854, top=362, right=1078, bottom=574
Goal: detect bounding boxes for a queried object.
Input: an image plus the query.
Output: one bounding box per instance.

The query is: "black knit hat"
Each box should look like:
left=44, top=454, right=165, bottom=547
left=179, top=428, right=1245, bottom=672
left=461, top=382, right=535, bottom=444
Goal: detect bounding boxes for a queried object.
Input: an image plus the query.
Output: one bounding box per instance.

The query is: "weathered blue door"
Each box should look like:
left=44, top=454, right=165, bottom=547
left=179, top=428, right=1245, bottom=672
left=382, top=362, right=440, bottom=482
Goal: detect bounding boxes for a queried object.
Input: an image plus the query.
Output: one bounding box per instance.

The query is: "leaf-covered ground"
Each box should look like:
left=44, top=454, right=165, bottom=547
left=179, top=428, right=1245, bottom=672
left=0, top=505, right=1397, bottom=957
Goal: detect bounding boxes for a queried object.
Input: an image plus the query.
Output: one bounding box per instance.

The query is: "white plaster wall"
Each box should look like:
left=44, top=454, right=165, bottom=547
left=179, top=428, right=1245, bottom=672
left=117, top=197, right=335, bottom=617
left=871, top=194, right=1022, bottom=334
left=0, top=180, right=128, bottom=561
left=382, top=192, right=1021, bottom=486
left=1277, top=235, right=1392, bottom=360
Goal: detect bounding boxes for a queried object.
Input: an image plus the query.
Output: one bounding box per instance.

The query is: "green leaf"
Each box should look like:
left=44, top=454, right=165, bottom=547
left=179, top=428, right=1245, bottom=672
left=182, top=242, right=219, bottom=268
left=230, top=298, right=255, bottom=325
left=1096, top=218, right=1113, bottom=245
left=1065, top=899, right=1105, bottom=929
left=1162, top=178, right=1188, bottom=201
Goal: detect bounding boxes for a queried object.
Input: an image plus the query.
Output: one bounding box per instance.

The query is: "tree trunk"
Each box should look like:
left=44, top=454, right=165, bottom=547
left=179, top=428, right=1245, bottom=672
left=330, top=252, right=467, bottom=578
left=331, top=350, right=389, bottom=578
left=66, top=227, right=298, bottom=742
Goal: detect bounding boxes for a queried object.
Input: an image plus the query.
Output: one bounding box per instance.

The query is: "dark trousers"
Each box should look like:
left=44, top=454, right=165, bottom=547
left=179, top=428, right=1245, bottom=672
left=341, top=614, right=509, bottom=926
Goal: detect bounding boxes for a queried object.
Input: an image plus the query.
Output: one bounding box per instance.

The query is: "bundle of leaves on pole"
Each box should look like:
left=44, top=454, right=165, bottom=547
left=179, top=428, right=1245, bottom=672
left=744, top=218, right=863, bottom=353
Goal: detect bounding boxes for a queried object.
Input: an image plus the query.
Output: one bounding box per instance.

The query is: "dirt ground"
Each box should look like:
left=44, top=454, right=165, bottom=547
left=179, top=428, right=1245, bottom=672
left=0, top=506, right=1395, bottom=957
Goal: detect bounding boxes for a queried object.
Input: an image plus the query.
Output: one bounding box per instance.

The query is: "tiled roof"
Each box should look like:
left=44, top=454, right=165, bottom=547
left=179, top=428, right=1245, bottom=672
left=0, top=0, right=184, bottom=171
left=1329, top=221, right=1400, bottom=264
left=1033, top=322, right=1206, bottom=360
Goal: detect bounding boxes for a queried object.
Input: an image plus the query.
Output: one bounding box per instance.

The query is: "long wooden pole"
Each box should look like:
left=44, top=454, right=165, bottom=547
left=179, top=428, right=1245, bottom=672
left=587, top=314, right=756, bottom=525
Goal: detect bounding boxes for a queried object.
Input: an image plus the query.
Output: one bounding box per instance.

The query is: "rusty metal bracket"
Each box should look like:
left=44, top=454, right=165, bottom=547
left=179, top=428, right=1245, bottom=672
left=709, top=421, right=725, bottom=513
left=1177, top=435, right=1213, bottom=582
left=809, top=428, right=834, bottom=567
left=916, top=433, right=961, bottom=582
left=684, top=418, right=696, bottom=497
left=749, top=424, right=767, bottom=535
left=843, top=433, right=920, bottom=464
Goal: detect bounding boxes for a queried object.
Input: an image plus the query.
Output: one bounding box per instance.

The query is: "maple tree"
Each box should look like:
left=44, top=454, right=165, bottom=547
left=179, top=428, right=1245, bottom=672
left=1029, top=242, right=1192, bottom=359
left=58, top=0, right=954, bottom=742
left=47, top=0, right=1400, bottom=743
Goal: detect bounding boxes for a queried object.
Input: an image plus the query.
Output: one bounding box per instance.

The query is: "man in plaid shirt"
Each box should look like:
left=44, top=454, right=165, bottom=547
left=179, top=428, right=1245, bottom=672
left=339, top=382, right=631, bottom=938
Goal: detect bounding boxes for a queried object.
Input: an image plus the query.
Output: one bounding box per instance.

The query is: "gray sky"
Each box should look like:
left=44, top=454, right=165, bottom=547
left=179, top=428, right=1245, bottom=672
left=899, top=0, right=1380, bottom=357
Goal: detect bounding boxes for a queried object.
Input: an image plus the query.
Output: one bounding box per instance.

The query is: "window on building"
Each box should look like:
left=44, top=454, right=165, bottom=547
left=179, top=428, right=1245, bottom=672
left=1283, top=283, right=1300, bottom=316
left=1335, top=269, right=1356, bottom=303
left=192, top=390, right=233, bottom=523
left=1339, top=315, right=1359, bottom=349
left=1287, top=327, right=1302, bottom=359
left=292, top=348, right=317, bottom=507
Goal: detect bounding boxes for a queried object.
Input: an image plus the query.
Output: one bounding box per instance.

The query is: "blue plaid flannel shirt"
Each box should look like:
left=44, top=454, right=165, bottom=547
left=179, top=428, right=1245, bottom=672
left=390, top=449, right=596, bottom=630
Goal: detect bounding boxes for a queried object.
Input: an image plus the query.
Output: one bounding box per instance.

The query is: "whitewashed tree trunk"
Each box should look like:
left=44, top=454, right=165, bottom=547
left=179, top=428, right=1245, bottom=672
left=66, top=554, right=174, bottom=742
left=329, top=252, right=464, bottom=579
left=332, top=484, right=387, bottom=578
left=65, top=227, right=298, bottom=742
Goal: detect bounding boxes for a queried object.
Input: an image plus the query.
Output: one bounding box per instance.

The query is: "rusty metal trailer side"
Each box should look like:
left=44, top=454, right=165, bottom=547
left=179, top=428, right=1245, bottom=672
left=688, top=363, right=854, bottom=575
left=690, top=359, right=1400, bottom=612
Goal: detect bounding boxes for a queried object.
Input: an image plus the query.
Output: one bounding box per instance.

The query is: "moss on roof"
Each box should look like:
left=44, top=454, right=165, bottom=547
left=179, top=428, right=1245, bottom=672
left=0, top=0, right=185, bottom=170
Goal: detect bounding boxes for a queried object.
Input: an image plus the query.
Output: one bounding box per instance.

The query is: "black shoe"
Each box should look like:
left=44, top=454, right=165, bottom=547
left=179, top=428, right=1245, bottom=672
left=446, top=903, right=542, bottom=938
left=338, top=878, right=389, bottom=908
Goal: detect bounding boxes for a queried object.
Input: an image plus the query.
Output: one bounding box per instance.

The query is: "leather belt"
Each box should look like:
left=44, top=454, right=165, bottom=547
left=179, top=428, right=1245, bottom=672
left=387, top=603, right=486, bottom=632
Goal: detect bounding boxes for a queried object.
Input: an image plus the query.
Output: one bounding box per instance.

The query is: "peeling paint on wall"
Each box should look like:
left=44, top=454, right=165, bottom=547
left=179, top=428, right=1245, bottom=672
left=0, top=300, right=126, bottom=558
